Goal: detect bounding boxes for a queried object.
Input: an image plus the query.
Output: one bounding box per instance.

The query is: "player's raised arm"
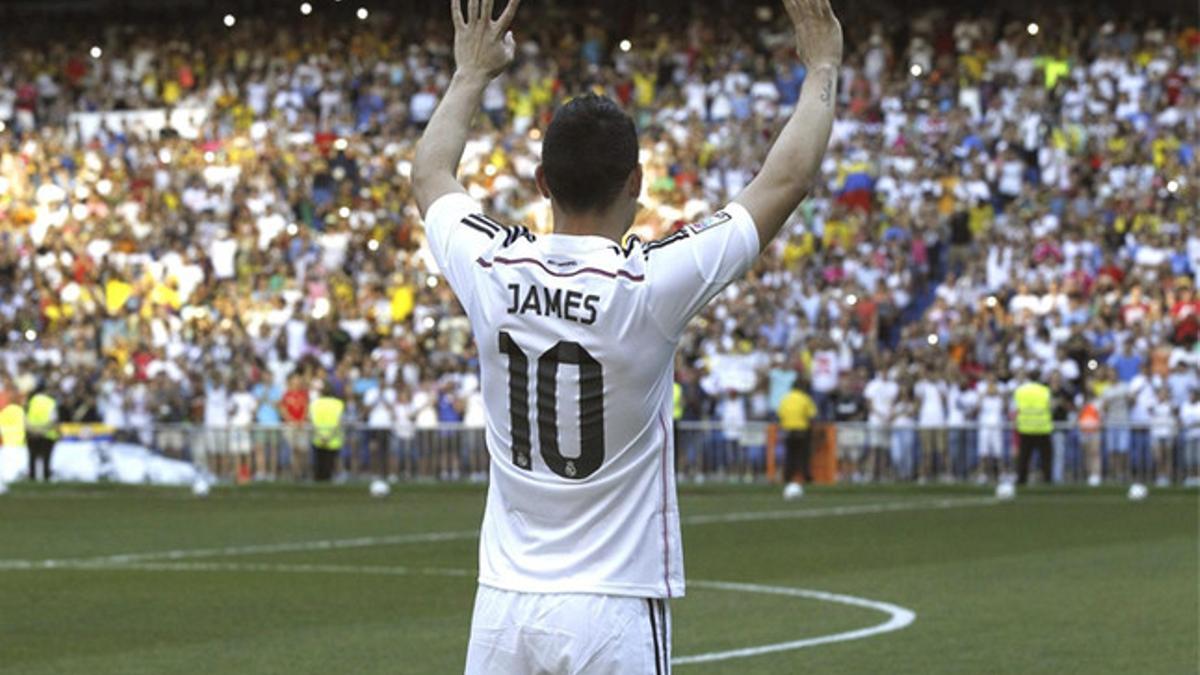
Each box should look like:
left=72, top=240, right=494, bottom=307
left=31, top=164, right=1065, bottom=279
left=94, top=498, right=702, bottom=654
left=413, top=0, right=521, bottom=218
left=734, top=0, right=842, bottom=251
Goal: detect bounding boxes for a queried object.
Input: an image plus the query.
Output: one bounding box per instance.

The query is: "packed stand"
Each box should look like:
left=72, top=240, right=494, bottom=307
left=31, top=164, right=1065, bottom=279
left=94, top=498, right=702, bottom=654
left=0, top=4, right=1196, bottom=483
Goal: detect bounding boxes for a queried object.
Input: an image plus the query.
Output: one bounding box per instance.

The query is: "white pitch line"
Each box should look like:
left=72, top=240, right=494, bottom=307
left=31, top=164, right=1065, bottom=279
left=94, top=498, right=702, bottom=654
left=0, top=496, right=995, bottom=571
left=673, top=580, right=916, bottom=665
left=682, top=496, right=996, bottom=525
left=50, top=560, right=475, bottom=578
left=0, top=530, right=479, bottom=570
left=0, top=557, right=916, bottom=666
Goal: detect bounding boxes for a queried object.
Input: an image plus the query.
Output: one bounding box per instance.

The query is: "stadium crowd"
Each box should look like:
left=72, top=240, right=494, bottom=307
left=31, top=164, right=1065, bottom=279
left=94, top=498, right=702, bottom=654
left=0, top=4, right=1197, bottom=483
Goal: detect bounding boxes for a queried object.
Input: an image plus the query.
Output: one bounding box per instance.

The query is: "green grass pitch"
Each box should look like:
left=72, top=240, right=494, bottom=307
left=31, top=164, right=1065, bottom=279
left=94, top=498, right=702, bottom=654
left=0, top=483, right=1195, bottom=674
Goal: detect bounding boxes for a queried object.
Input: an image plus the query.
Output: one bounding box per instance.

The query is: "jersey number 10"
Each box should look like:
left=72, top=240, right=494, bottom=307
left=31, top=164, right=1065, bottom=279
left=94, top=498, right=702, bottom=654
left=499, top=332, right=605, bottom=480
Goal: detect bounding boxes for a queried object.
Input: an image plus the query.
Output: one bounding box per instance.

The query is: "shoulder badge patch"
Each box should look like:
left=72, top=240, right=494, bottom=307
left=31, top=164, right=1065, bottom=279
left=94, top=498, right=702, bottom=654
left=689, top=211, right=733, bottom=234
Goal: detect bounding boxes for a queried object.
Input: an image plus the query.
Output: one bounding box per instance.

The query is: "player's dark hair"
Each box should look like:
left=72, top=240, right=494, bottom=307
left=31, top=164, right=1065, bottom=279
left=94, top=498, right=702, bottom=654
left=542, top=94, right=638, bottom=214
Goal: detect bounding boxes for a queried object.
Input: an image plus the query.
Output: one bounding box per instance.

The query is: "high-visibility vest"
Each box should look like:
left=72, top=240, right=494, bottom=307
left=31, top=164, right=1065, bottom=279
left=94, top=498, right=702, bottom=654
left=0, top=403, right=26, bottom=448
left=1014, top=382, right=1053, bottom=435
left=310, top=397, right=345, bottom=451
left=672, top=383, right=683, bottom=421
left=27, top=394, right=58, bottom=440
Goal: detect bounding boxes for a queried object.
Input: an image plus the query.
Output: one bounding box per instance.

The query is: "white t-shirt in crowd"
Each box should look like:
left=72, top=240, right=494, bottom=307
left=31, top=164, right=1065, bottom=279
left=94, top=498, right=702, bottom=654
left=210, top=238, right=238, bottom=280
left=810, top=350, right=840, bottom=393
left=364, top=387, right=396, bottom=429
left=914, top=379, right=947, bottom=427
left=864, top=377, right=898, bottom=424
left=979, top=393, right=1006, bottom=426
left=229, top=391, right=258, bottom=426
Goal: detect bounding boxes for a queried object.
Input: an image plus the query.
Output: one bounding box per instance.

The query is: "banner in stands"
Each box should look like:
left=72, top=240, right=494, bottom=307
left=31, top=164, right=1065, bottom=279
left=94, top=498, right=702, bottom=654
left=1, top=442, right=197, bottom=485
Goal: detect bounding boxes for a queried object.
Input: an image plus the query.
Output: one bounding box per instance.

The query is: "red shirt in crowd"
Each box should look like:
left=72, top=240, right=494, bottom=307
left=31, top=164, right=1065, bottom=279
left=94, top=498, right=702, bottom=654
left=1171, top=298, right=1200, bottom=321
left=282, top=389, right=309, bottom=423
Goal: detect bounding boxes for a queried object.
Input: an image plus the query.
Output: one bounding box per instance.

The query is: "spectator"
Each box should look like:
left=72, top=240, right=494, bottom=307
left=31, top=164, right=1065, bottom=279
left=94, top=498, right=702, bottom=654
left=310, top=382, right=345, bottom=483
left=832, top=373, right=867, bottom=482
left=1182, top=391, right=1200, bottom=488
left=0, top=3, right=1192, bottom=488
left=914, top=369, right=948, bottom=482
left=1100, top=367, right=1133, bottom=482
left=1013, top=369, right=1054, bottom=486
left=863, top=365, right=899, bottom=480
left=889, top=390, right=917, bottom=481
left=282, top=374, right=311, bottom=479
left=778, top=377, right=817, bottom=499
left=1078, top=397, right=1103, bottom=487
left=1150, top=389, right=1176, bottom=487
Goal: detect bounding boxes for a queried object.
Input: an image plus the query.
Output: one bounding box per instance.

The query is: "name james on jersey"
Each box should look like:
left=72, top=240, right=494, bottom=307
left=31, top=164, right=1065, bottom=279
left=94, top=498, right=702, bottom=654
left=506, top=283, right=601, bottom=326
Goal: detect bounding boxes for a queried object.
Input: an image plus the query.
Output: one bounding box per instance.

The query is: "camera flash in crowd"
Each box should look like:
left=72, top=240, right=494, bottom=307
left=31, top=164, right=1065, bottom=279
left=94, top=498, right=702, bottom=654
left=300, top=2, right=313, bottom=15
left=619, top=40, right=633, bottom=53
left=927, top=334, right=939, bottom=346
left=223, top=14, right=236, bottom=28
left=1027, top=22, right=1039, bottom=36
left=90, top=46, right=103, bottom=59
left=986, top=296, right=998, bottom=308
left=357, top=7, right=369, bottom=20
left=909, top=64, right=923, bottom=77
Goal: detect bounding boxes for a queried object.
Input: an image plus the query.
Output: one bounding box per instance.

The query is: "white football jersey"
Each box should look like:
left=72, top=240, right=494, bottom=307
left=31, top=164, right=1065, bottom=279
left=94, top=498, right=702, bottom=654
left=424, top=193, right=759, bottom=599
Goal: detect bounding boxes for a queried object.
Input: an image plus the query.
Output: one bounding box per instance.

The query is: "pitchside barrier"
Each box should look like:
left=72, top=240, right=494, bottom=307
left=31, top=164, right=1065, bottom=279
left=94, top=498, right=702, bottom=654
left=44, top=421, right=1200, bottom=487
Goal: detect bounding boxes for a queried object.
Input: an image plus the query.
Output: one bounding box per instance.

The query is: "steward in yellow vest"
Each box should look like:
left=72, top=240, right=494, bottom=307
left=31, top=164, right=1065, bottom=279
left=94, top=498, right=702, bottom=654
left=0, top=395, right=25, bottom=492
left=310, top=393, right=345, bottom=482
left=779, top=378, right=818, bottom=488
left=26, top=390, right=59, bottom=482
left=0, top=400, right=26, bottom=449
left=1014, top=382, right=1053, bottom=435
left=1013, top=377, right=1053, bottom=486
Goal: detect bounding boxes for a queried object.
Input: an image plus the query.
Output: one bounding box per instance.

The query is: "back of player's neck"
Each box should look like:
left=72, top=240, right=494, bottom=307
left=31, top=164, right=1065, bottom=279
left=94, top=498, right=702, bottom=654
left=552, top=213, right=624, bottom=244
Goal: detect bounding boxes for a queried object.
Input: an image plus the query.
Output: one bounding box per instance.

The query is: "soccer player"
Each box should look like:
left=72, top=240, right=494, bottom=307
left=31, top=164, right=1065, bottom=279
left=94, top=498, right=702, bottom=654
left=412, top=0, right=842, bottom=671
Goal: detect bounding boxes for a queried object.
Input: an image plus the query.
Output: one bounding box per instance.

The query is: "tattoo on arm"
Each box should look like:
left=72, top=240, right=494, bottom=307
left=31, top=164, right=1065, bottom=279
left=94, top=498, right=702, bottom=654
left=820, top=73, right=834, bottom=106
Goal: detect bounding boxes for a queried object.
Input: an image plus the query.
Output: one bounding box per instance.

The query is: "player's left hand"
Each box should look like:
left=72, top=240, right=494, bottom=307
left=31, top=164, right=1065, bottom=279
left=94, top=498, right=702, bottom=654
left=452, top=0, right=520, bottom=80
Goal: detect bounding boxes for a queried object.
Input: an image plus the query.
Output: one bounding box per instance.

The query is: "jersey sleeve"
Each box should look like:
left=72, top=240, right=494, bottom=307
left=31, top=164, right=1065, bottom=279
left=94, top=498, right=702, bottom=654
left=643, top=202, right=761, bottom=338
left=422, top=192, right=499, bottom=300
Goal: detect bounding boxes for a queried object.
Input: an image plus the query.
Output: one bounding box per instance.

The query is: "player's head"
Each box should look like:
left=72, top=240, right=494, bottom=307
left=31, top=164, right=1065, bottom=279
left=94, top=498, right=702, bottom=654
left=536, top=94, right=641, bottom=224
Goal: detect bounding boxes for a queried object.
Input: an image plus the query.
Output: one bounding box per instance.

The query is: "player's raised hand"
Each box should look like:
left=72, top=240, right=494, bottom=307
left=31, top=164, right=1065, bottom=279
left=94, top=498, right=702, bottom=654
left=451, top=0, right=520, bottom=80
left=783, top=0, right=843, bottom=70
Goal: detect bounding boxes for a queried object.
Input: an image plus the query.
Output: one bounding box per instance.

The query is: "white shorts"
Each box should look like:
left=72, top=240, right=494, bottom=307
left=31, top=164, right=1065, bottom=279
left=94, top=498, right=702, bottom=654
left=465, top=585, right=672, bottom=675
left=978, top=428, right=1004, bottom=459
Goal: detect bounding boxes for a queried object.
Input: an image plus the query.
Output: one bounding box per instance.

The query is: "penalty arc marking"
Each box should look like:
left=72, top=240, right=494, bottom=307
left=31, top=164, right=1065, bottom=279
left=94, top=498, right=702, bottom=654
left=0, top=557, right=918, bottom=666
left=675, top=580, right=916, bottom=665
left=0, top=498, right=938, bottom=665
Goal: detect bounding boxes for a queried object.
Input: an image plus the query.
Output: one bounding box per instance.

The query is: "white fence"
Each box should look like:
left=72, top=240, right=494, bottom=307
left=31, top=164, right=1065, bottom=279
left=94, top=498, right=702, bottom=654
left=19, top=421, right=1197, bottom=487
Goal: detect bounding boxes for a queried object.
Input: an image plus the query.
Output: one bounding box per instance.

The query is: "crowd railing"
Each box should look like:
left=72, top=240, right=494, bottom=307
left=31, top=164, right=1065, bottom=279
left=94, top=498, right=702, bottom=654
left=27, top=421, right=1200, bottom=487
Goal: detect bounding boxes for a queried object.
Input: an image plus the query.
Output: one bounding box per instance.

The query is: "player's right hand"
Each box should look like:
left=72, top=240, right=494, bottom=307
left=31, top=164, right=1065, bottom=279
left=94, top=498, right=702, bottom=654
left=452, top=0, right=521, bottom=80
left=783, top=0, right=843, bottom=71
